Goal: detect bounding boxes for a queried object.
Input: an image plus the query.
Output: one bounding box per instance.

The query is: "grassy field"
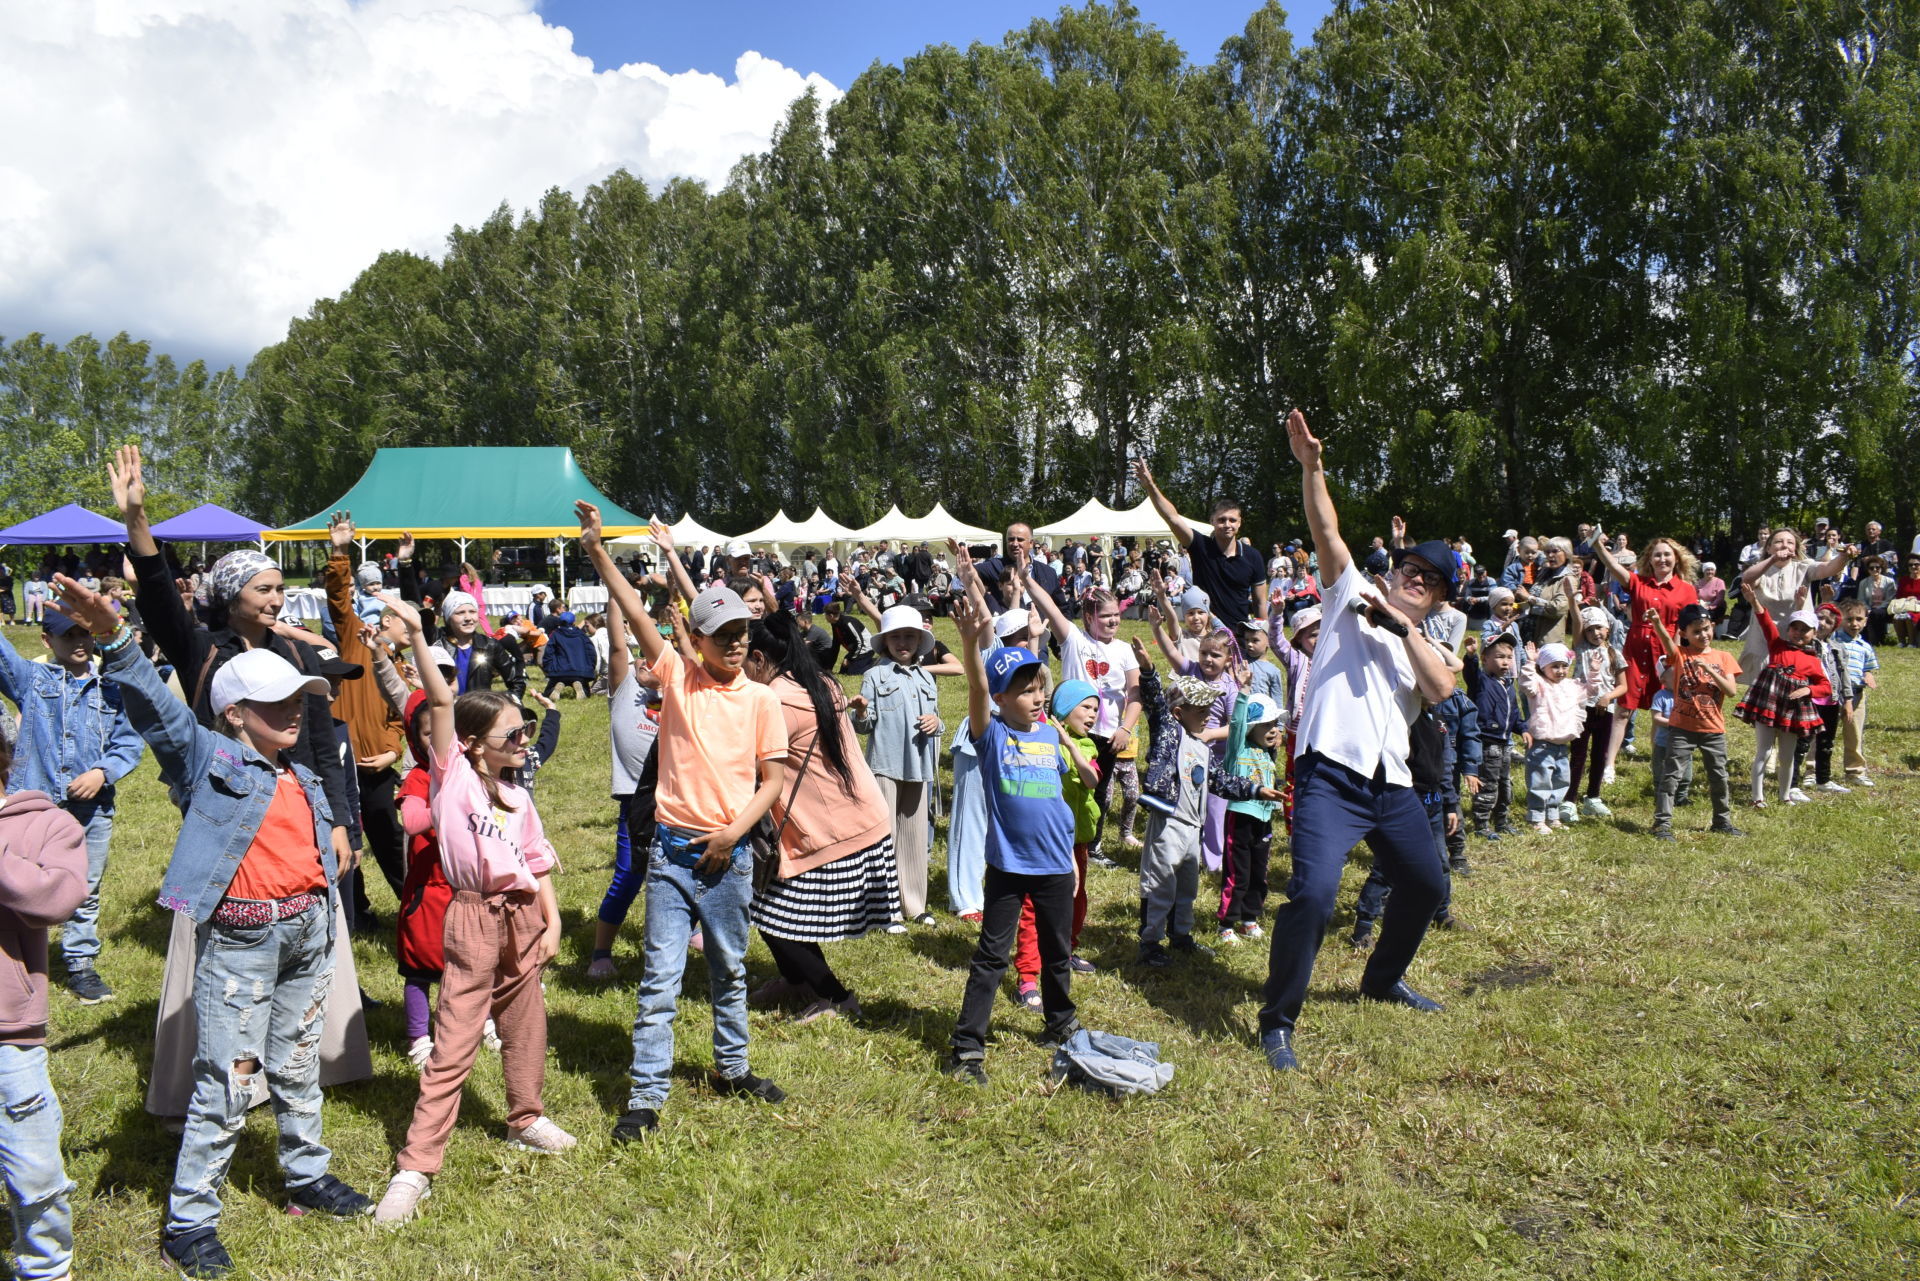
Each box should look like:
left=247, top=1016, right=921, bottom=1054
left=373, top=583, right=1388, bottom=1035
left=9, top=616, right=1919, bottom=1280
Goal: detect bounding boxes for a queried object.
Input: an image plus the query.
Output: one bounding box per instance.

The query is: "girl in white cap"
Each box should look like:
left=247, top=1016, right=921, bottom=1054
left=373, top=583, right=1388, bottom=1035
left=1733, top=579, right=1828, bottom=806
left=852, top=604, right=944, bottom=929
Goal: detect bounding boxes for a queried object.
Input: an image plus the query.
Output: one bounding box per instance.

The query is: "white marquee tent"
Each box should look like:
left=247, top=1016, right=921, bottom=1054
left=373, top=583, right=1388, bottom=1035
left=608, top=512, right=735, bottom=550
left=1034, top=495, right=1212, bottom=541
left=849, top=503, right=998, bottom=545
left=739, top=506, right=861, bottom=547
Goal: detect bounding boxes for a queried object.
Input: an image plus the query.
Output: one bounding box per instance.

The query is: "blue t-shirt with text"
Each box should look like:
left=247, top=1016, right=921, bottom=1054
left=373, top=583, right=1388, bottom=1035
left=973, top=717, right=1075, bottom=876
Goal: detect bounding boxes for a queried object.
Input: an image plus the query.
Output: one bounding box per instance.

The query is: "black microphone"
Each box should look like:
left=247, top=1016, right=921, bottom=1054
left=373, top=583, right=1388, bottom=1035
left=1350, top=597, right=1409, bottom=637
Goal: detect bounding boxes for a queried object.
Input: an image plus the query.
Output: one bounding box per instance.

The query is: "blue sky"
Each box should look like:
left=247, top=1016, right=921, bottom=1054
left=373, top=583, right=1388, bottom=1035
left=537, top=0, right=1338, bottom=85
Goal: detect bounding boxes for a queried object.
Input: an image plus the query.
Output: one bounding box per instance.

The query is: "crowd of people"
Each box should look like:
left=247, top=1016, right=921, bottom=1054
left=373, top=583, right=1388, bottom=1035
left=0, top=432, right=1906, bottom=1278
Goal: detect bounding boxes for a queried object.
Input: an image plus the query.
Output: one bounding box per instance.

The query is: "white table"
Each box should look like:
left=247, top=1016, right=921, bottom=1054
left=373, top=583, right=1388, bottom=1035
left=281, top=588, right=327, bottom=624
left=567, top=585, right=608, bottom=611
left=483, top=586, right=534, bottom=615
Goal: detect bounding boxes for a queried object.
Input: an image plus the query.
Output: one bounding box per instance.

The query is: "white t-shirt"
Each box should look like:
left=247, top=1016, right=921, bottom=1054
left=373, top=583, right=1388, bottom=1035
left=1059, top=625, right=1137, bottom=738
left=607, top=671, right=660, bottom=797
left=1292, top=562, right=1420, bottom=787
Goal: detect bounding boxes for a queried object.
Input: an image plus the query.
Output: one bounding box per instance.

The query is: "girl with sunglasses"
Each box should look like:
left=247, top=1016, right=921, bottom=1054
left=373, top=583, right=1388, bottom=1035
left=374, top=595, right=572, bottom=1224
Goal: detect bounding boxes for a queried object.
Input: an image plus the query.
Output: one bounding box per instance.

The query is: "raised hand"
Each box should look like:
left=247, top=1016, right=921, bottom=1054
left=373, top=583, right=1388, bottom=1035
left=530, top=690, right=556, bottom=710
left=48, top=575, right=119, bottom=637
left=109, top=444, right=146, bottom=518
left=397, top=531, right=415, bottom=561
left=1130, top=456, right=1154, bottom=489
left=375, top=590, right=423, bottom=633
left=648, top=518, right=675, bottom=553
left=575, top=501, right=603, bottom=551
left=328, top=510, right=354, bottom=550
left=1284, top=408, right=1321, bottom=468
left=1642, top=607, right=1660, bottom=627
left=950, top=594, right=986, bottom=646
left=1129, top=635, right=1155, bottom=673
left=1390, top=514, right=1407, bottom=541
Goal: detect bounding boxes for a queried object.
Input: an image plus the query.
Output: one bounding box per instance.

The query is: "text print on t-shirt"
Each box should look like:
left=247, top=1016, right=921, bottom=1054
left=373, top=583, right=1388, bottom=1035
left=466, top=807, right=529, bottom=871
left=999, top=736, right=1064, bottom=801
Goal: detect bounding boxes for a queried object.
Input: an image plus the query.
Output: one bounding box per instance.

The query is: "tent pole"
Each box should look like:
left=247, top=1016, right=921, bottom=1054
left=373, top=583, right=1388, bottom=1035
left=556, top=537, right=568, bottom=603
left=356, top=537, right=370, bottom=564
left=457, top=537, right=469, bottom=566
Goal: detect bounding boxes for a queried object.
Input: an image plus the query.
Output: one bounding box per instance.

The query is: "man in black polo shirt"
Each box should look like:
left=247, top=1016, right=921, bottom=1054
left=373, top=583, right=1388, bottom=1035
left=1130, top=458, right=1268, bottom=629
left=974, top=522, right=1064, bottom=615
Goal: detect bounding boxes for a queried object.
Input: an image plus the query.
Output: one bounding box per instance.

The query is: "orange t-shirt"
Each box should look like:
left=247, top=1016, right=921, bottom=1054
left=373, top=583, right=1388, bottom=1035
left=1665, top=648, right=1740, bottom=736
left=650, top=648, right=788, bottom=834
left=226, top=772, right=327, bottom=901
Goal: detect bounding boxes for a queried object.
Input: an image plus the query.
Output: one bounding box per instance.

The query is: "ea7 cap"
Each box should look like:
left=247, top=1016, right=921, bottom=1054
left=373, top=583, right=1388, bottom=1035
left=877, top=604, right=934, bottom=659
left=311, top=644, right=365, bottom=682
left=688, top=586, right=752, bottom=636
left=1050, top=679, right=1098, bottom=721
left=725, top=539, right=753, bottom=559
left=209, top=648, right=329, bottom=715
left=985, top=646, right=1043, bottom=696
left=1536, top=642, right=1573, bottom=667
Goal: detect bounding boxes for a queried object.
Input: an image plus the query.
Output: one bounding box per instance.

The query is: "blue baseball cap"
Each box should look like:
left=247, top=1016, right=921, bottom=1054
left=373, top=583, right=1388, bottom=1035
left=985, top=646, right=1043, bottom=696
left=1050, top=678, right=1098, bottom=720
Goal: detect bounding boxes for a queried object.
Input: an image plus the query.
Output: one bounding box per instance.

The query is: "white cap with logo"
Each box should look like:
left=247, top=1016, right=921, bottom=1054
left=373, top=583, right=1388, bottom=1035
left=209, top=649, right=329, bottom=715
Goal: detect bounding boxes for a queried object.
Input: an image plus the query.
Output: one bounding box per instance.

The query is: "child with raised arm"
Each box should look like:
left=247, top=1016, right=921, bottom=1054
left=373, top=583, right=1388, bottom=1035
left=583, top=513, right=789, bottom=1139
left=375, top=593, right=570, bottom=1224
left=1518, top=642, right=1585, bottom=834
left=1733, top=579, right=1826, bottom=807
left=1646, top=604, right=1742, bottom=839
left=585, top=594, right=662, bottom=979
left=48, top=577, right=373, bottom=1277
left=945, top=597, right=1086, bottom=1084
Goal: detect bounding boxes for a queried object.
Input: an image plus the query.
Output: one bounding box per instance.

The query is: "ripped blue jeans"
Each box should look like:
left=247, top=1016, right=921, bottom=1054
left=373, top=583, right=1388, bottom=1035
left=0, top=1045, right=73, bottom=1281
left=166, top=900, right=335, bottom=1238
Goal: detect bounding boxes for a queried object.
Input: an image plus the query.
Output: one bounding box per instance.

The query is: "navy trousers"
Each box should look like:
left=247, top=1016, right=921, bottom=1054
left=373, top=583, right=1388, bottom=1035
left=1258, top=752, right=1448, bottom=1034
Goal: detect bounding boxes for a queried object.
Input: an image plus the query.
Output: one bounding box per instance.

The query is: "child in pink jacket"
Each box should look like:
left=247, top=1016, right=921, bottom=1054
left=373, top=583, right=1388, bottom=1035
left=1519, top=642, right=1587, bottom=834
left=0, top=737, right=90, bottom=1281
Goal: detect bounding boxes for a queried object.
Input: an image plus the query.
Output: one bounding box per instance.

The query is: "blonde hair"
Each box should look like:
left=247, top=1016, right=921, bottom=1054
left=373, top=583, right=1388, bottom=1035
left=1642, top=537, right=1699, bottom=583
left=1769, top=527, right=1805, bottom=559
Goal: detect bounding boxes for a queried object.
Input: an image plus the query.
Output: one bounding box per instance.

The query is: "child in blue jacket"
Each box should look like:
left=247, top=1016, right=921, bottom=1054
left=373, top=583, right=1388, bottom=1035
left=1351, top=689, right=1477, bottom=948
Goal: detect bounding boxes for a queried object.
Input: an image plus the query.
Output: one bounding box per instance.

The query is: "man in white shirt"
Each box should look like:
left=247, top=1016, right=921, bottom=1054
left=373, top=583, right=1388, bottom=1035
left=1258, top=410, right=1459, bottom=1073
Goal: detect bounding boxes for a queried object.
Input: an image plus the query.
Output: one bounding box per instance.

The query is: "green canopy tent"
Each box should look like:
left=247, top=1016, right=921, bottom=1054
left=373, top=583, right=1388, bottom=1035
left=266, top=446, right=648, bottom=594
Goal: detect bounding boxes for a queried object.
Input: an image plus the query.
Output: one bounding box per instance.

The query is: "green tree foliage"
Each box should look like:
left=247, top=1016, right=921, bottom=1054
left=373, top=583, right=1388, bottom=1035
left=15, top=2, right=1916, bottom=549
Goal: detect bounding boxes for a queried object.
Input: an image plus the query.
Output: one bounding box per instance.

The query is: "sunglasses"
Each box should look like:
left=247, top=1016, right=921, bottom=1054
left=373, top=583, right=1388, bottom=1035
left=485, top=726, right=530, bottom=746
left=710, top=624, right=749, bottom=646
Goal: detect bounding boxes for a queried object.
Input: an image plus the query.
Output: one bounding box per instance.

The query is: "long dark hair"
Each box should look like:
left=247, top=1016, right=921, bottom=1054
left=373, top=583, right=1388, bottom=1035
left=749, top=611, right=855, bottom=795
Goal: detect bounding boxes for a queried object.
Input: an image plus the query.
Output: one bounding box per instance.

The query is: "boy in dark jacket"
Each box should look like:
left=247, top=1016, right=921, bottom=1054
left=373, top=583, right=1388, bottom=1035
left=0, top=735, right=92, bottom=1281
left=1351, top=690, right=1477, bottom=948
left=1464, top=633, right=1524, bottom=842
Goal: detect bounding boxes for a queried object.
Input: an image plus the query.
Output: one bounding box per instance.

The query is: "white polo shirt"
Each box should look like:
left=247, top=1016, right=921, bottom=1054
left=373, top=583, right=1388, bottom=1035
left=1292, top=561, right=1420, bottom=786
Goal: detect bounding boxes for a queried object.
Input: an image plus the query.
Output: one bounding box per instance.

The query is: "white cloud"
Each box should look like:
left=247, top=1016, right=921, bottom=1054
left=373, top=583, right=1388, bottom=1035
left=0, top=0, right=840, bottom=364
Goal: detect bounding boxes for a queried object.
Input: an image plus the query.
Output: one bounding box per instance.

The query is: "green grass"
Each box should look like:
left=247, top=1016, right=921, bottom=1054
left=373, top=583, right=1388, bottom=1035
left=11, top=618, right=1920, bottom=1279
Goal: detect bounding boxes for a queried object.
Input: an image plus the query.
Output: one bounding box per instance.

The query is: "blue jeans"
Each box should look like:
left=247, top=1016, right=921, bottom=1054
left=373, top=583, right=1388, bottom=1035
left=0, top=1045, right=72, bottom=1281
left=1525, top=743, right=1572, bottom=822
left=1258, top=753, right=1447, bottom=1035
left=596, top=793, right=648, bottom=927
left=625, top=828, right=754, bottom=1109
left=57, top=802, right=112, bottom=971
left=167, top=901, right=335, bottom=1238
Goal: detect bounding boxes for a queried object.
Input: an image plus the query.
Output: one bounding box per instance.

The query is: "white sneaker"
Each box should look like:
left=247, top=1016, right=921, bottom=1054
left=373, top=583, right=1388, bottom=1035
left=374, top=1170, right=431, bottom=1224
left=1216, top=928, right=1241, bottom=947
left=505, top=1116, right=577, bottom=1154
left=884, top=922, right=908, bottom=935
left=482, top=1018, right=502, bottom=1052
left=1581, top=797, right=1613, bottom=818
left=1818, top=780, right=1851, bottom=793
left=407, top=1035, right=433, bottom=1070
left=1849, top=774, right=1874, bottom=788
left=1559, top=802, right=1580, bottom=824
left=1600, top=766, right=1617, bottom=786
left=1785, top=788, right=1812, bottom=805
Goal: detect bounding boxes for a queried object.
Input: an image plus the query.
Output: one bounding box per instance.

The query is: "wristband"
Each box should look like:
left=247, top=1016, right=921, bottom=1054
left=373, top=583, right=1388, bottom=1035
left=96, top=625, right=135, bottom=655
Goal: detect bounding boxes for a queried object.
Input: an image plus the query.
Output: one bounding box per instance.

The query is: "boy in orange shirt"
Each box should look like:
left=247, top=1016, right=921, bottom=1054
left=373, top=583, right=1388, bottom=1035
left=1646, top=604, right=1743, bottom=840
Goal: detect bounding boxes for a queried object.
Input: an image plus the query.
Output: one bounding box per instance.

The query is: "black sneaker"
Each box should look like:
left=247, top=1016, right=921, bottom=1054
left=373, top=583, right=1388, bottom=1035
left=1495, top=822, right=1519, bottom=837
left=286, top=1173, right=373, bottom=1218
left=945, top=1055, right=988, bottom=1085
left=1348, top=926, right=1375, bottom=952
left=711, top=1070, right=786, bottom=1103
left=1450, top=855, right=1472, bottom=875
left=1473, top=824, right=1500, bottom=843
left=909, top=912, right=937, bottom=927
left=162, top=1229, right=234, bottom=1279
left=1168, top=933, right=1214, bottom=958
left=611, top=1108, right=659, bottom=1143
left=1651, top=826, right=1677, bottom=843
left=1136, top=943, right=1172, bottom=969
left=1710, top=822, right=1746, bottom=837
left=1067, top=954, right=1097, bottom=975
left=1039, top=1019, right=1084, bottom=1049
left=65, top=967, right=113, bottom=1004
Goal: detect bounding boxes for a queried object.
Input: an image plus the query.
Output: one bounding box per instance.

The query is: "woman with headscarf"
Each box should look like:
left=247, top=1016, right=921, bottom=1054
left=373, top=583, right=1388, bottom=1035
left=425, top=589, right=525, bottom=699
left=113, top=445, right=372, bottom=1119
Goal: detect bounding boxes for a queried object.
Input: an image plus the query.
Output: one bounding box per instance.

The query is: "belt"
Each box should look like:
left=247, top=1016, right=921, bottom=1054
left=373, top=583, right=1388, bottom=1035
left=211, top=891, right=321, bottom=929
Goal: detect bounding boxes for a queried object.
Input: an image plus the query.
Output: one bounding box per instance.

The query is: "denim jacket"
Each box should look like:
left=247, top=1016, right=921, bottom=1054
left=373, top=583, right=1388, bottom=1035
left=0, top=635, right=145, bottom=809
left=100, top=642, right=338, bottom=925
left=1138, top=669, right=1260, bottom=814
left=1432, top=691, right=1482, bottom=808
left=854, top=661, right=941, bottom=782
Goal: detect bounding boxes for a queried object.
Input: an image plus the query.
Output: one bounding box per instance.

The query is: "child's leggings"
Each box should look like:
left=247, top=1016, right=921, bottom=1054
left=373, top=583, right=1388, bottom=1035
left=403, top=979, right=435, bottom=1040
left=1565, top=706, right=1611, bottom=799
left=1218, top=811, right=1273, bottom=927
left=395, top=890, right=548, bottom=1176
left=596, top=794, right=648, bottom=927
left=1109, top=760, right=1141, bottom=846
left=1803, top=702, right=1840, bottom=785
left=1015, top=844, right=1089, bottom=984
left=1751, top=726, right=1804, bottom=802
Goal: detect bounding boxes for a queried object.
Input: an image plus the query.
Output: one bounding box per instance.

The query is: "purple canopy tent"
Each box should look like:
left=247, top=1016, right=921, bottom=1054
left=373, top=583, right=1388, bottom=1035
left=148, top=503, right=266, bottom=543
left=0, top=503, right=126, bottom=546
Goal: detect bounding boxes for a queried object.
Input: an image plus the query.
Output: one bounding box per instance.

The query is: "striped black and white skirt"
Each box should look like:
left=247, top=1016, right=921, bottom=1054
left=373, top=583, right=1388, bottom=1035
left=752, top=835, right=902, bottom=943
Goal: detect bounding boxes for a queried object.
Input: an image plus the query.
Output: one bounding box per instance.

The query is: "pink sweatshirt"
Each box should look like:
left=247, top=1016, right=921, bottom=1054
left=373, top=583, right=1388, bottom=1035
left=428, top=744, right=558, bottom=893
left=1519, top=666, right=1588, bottom=744
left=0, top=792, right=89, bottom=1045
